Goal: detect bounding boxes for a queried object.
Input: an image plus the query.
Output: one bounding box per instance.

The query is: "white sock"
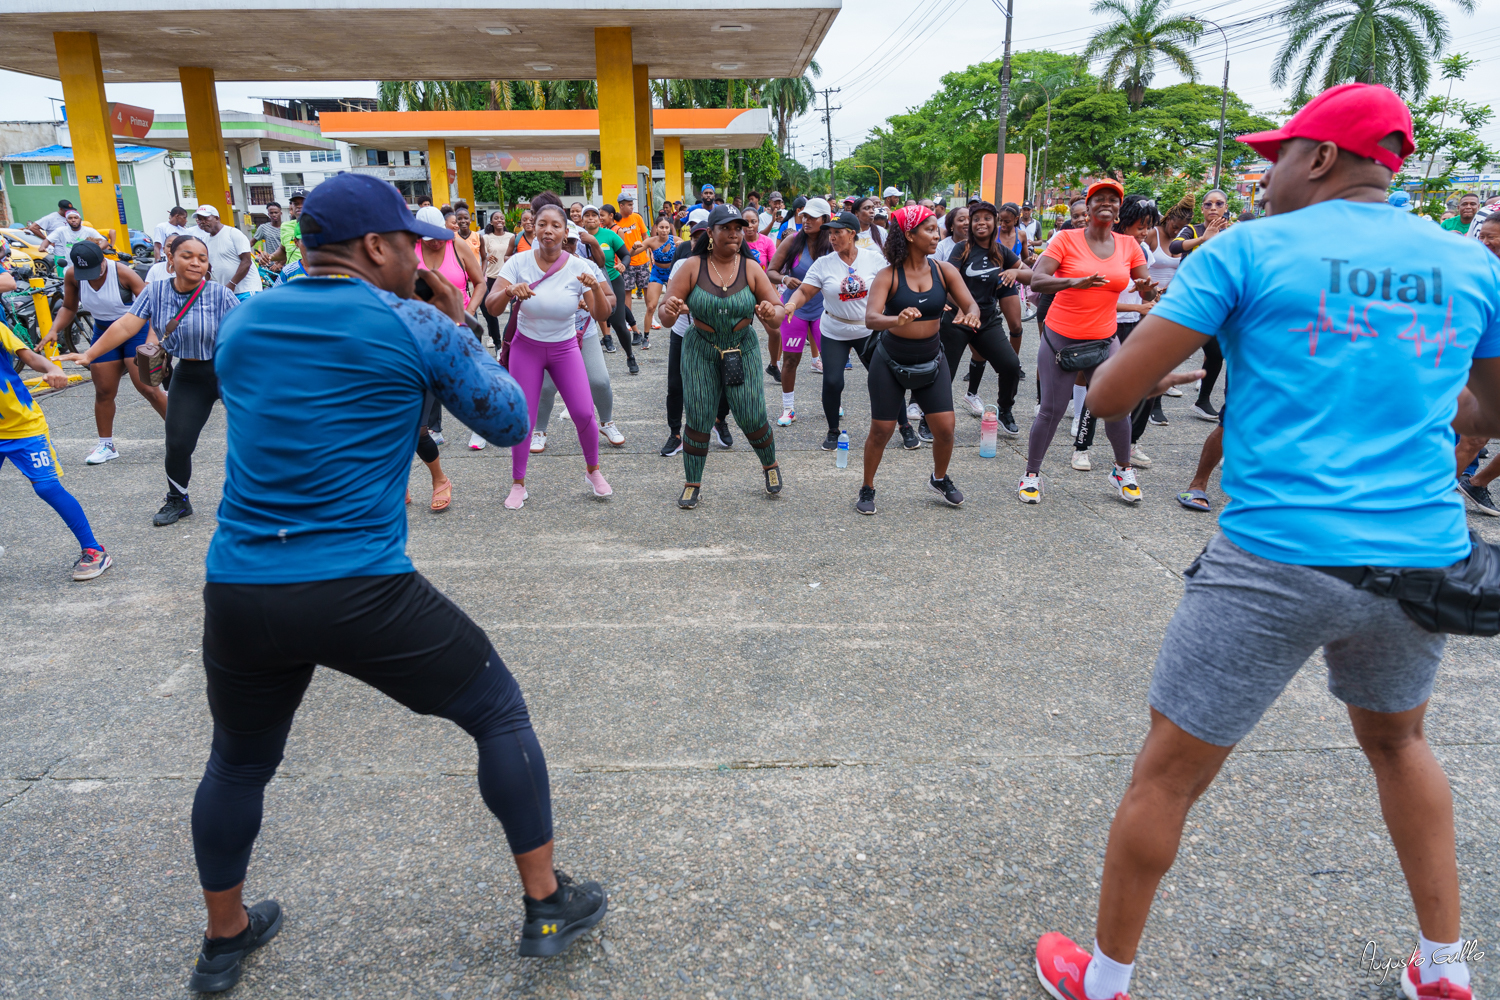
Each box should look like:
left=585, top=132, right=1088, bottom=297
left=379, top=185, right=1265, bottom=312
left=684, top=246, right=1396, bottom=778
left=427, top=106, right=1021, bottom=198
left=782, top=392, right=795, bottom=410
left=1083, top=941, right=1134, bottom=1000
left=1419, top=934, right=1470, bottom=987
left=1072, top=384, right=1087, bottom=417
left=99, top=437, right=114, bottom=448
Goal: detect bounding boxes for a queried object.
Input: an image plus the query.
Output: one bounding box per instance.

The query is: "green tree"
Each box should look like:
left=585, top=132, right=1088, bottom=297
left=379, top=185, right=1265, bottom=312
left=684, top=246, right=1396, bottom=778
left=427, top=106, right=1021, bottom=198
left=1081, top=0, right=1202, bottom=107
left=1397, top=93, right=1496, bottom=218
left=761, top=61, right=823, bottom=154
left=744, top=137, right=782, bottom=196
left=496, top=171, right=567, bottom=207
left=1271, top=0, right=1475, bottom=99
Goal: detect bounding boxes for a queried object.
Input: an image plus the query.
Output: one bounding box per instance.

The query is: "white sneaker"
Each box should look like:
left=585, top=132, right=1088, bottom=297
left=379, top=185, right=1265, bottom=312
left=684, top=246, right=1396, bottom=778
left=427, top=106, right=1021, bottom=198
left=467, top=432, right=487, bottom=450
left=1033, top=403, right=1041, bottom=416
left=428, top=430, right=445, bottom=446
left=1071, top=450, right=1091, bottom=471
left=1131, top=443, right=1152, bottom=467
left=559, top=405, right=571, bottom=422
left=1017, top=472, right=1043, bottom=504
left=1070, top=414, right=1081, bottom=439
left=1110, top=464, right=1143, bottom=504
left=85, top=442, right=119, bottom=465
left=1065, top=400, right=1075, bottom=418
left=777, top=407, right=796, bottom=426
left=810, top=357, right=823, bottom=373
left=964, top=392, right=985, bottom=418
left=601, top=420, right=626, bottom=446
left=1163, top=385, right=1183, bottom=397
left=906, top=402, right=922, bottom=422
left=529, top=431, right=547, bottom=454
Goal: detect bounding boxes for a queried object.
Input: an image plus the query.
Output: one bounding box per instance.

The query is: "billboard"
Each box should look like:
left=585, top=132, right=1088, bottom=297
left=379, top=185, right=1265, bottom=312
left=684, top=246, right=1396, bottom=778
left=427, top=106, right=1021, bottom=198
left=470, top=150, right=590, bottom=173
left=980, top=153, right=1027, bottom=207
left=108, top=103, right=155, bottom=139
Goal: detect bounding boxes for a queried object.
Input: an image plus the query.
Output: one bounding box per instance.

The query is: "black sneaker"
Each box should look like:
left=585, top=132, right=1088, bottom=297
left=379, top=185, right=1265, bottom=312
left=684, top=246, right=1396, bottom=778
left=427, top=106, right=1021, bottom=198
left=856, top=485, right=877, bottom=515
left=660, top=434, right=683, bottom=457
left=821, top=429, right=841, bottom=451
left=899, top=424, right=921, bottom=450
left=929, top=474, right=964, bottom=507
left=1149, top=399, right=1169, bottom=425
left=186, top=899, right=284, bottom=993
left=601, top=335, right=617, bottom=354
left=1192, top=400, right=1220, bottom=421
left=631, top=332, right=643, bottom=346
left=764, top=464, right=783, bottom=495
left=712, top=420, right=733, bottom=448
left=998, top=408, right=1019, bottom=436
left=765, top=362, right=781, bottom=381
left=153, top=493, right=193, bottom=527
left=916, top=418, right=934, bottom=443
left=519, top=870, right=608, bottom=957
left=627, top=358, right=640, bottom=375
left=641, top=334, right=650, bottom=350
left=1459, top=474, right=1500, bottom=516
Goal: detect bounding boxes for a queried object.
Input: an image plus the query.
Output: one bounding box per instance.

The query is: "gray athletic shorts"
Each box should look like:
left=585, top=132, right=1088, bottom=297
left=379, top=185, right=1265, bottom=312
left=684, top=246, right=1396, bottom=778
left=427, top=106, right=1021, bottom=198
left=1149, top=532, right=1447, bottom=746
left=623, top=262, right=651, bottom=291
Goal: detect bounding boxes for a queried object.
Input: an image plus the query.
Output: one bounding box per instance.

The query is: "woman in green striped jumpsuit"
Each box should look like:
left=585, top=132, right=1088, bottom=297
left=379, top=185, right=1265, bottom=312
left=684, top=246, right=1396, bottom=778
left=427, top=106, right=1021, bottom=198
left=658, top=206, right=787, bottom=508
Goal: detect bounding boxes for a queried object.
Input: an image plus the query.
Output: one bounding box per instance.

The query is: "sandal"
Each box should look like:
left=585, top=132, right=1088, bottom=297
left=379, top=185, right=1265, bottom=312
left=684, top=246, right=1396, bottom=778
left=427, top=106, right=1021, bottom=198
left=763, top=464, right=783, bottom=495
left=678, top=483, right=701, bottom=509
left=1176, top=488, right=1211, bottom=512
left=431, top=478, right=452, bottom=512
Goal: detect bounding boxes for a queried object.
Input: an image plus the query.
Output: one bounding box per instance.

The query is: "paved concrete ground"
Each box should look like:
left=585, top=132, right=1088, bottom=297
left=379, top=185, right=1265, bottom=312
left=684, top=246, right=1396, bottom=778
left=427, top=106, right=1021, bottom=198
left=2, top=317, right=1497, bottom=1000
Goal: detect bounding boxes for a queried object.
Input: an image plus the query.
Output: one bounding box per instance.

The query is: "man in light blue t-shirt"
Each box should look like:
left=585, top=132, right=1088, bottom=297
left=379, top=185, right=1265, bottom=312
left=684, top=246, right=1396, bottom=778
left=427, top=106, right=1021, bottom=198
left=1034, top=84, right=1500, bottom=1000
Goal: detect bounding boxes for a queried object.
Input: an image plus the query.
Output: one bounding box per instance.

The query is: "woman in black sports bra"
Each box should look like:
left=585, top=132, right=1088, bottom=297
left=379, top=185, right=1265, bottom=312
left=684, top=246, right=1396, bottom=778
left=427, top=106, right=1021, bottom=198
left=855, top=205, right=979, bottom=515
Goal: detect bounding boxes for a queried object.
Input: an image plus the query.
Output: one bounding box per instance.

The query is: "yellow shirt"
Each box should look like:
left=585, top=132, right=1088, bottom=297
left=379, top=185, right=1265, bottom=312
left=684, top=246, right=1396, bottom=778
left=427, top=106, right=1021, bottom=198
left=615, top=213, right=649, bottom=266
left=0, top=326, right=50, bottom=440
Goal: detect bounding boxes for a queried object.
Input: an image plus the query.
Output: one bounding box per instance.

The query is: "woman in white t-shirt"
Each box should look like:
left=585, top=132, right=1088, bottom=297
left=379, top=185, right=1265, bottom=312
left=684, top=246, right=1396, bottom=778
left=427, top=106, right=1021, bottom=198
left=782, top=212, right=890, bottom=450
left=487, top=200, right=616, bottom=509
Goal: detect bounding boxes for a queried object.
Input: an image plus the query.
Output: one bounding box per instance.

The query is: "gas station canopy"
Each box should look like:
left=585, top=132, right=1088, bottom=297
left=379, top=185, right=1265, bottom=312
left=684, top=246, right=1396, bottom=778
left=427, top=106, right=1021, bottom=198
left=320, top=108, right=771, bottom=151
left=0, top=1, right=837, bottom=82
left=93, top=111, right=335, bottom=153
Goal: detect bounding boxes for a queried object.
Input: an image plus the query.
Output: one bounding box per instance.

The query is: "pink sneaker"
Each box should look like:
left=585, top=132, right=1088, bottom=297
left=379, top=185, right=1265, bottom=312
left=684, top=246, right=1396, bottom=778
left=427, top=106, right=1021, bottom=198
left=1404, top=963, right=1472, bottom=999
left=504, top=484, right=528, bottom=510
left=1035, top=932, right=1128, bottom=1000
left=585, top=470, right=612, bottom=497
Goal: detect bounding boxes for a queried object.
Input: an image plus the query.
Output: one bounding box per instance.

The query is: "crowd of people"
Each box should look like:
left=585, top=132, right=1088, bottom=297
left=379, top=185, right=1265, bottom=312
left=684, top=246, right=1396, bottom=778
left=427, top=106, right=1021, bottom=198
left=4, top=81, right=1500, bottom=1000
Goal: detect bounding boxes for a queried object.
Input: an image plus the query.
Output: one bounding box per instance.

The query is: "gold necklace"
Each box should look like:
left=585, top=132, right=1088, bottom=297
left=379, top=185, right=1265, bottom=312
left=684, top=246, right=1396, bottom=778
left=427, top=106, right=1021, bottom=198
left=707, top=256, right=734, bottom=292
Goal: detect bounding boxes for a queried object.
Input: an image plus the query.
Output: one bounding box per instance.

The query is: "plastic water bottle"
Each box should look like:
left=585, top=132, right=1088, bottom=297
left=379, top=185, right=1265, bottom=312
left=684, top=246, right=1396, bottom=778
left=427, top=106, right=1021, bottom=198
left=979, top=405, right=999, bottom=458
left=835, top=429, right=850, bottom=468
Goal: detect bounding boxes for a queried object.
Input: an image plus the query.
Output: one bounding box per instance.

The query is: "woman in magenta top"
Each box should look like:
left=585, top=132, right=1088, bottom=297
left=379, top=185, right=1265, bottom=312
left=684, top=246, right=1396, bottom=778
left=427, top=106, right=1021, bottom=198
left=742, top=206, right=778, bottom=269
left=1021, top=179, right=1158, bottom=506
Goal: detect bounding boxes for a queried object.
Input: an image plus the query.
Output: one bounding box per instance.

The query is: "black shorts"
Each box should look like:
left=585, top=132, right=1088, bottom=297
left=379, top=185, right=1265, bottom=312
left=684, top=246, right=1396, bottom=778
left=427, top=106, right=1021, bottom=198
left=867, top=332, right=952, bottom=420
left=203, top=572, right=491, bottom=735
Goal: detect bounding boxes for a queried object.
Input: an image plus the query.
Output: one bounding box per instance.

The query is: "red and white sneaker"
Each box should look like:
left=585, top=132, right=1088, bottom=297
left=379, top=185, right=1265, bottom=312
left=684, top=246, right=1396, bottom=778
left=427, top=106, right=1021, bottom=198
left=1404, top=963, right=1472, bottom=999
left=1036, top=932, right=1129, bottom=1000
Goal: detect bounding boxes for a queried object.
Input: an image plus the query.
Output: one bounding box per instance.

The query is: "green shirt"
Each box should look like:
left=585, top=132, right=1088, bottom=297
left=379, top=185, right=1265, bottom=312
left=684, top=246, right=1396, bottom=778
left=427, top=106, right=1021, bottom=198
left=1441, top=215, right=1472, bottom=233
left=280, top=218, right=302, bottom=265
left=594, top=227, right=626, bottom=280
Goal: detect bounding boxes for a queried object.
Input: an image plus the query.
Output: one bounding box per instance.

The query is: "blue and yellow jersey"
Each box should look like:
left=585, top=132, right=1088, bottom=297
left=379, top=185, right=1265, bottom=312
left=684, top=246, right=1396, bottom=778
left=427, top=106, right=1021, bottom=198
left=0, top=325, right=50, bottom=440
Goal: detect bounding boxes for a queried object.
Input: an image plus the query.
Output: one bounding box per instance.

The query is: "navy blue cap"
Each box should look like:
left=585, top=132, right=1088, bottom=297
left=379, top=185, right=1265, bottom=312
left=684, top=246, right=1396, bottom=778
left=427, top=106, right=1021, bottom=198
left=298, top=173, right=452, bottom=249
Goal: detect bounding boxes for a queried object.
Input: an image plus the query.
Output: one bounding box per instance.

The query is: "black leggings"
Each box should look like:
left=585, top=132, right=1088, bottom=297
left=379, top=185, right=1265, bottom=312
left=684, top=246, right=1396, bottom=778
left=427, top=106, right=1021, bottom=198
left=666, top=332, right=728, bottom=435
left=607, top=274, right=637, bottom=360
left=940, top=312, right=1021, bottom=411
left=1197, top=336, right=1223, bottom=407
left=165, top=358, right=219, bottom=497
left=867, top=332, right=952, bottom=421
left=192, top=573, right=552, bottom=891
left=480, top=276, right=501, bottom=347
left=819, top=335, right=910, bottom=432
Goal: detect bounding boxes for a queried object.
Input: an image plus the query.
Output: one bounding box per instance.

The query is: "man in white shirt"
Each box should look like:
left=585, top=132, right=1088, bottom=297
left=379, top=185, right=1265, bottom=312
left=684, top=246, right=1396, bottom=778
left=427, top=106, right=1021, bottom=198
left=39, top=210, right=103, bottom=256
left=27, top=199, right=74, bottom=240
left=154, top=206, right=192, bottom=260
left=189, top=205, right=261, bottom=298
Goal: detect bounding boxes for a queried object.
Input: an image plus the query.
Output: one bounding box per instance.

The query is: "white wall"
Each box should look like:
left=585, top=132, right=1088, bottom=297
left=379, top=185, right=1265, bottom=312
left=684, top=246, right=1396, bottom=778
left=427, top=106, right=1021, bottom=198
left=133, top=152, right=189, bottom=232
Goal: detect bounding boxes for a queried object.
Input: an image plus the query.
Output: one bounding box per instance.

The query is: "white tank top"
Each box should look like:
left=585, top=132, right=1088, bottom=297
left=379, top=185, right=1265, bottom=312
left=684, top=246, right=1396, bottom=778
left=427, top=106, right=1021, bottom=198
left=1146, top=228, right=1181, bottom=288
left=78, top=261, right=129, bottom=323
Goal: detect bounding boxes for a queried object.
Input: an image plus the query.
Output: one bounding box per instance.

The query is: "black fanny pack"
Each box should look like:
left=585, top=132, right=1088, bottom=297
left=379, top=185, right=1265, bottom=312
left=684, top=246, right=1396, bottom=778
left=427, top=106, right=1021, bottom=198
left=1043, top=326, right=1111, bottom=373
left=875, top=333, right=940, bottom=390
left=1314, top=530, right=1500, bottom=635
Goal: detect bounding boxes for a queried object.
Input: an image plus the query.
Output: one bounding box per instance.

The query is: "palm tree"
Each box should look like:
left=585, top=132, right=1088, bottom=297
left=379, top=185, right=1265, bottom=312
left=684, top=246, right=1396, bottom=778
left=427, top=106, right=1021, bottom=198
left=761, top=61, right=822, bottom=154
left=1271, top=0, right=1473, bottom=98
left=1082, top=0, right=1201, bottom=107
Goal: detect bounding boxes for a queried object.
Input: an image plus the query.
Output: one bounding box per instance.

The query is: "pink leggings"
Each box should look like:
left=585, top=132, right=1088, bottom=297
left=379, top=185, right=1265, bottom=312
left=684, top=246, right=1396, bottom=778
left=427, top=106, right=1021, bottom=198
left=507, top=333, right=600, bottom=481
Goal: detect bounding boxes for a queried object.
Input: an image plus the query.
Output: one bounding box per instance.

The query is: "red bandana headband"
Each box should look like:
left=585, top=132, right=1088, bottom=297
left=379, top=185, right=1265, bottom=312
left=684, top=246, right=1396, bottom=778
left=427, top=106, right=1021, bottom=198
left=891, top=205, right=934, bottom=234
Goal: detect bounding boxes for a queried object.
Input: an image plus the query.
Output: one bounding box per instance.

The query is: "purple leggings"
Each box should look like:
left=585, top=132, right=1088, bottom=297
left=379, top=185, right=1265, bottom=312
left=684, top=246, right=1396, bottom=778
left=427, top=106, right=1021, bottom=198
left=1026, top=327, right=1130, bottom=473
left=508, top=333, right=600, bottom=481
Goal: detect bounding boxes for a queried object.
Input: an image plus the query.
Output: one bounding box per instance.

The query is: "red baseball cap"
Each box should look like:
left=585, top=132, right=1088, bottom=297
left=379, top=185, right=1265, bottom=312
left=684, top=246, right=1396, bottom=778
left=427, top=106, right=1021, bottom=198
left=1236, top=83, right=1414, bottom=171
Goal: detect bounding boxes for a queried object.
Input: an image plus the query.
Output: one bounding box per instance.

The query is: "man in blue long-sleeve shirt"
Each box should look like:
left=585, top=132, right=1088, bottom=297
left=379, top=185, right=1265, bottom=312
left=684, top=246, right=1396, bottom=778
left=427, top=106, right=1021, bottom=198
left=181, top=174, right=606, bottom=994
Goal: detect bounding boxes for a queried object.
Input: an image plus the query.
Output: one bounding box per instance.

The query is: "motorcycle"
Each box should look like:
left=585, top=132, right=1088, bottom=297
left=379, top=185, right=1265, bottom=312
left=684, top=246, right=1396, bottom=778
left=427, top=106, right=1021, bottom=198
left=3, top=272, right=91, bottom=369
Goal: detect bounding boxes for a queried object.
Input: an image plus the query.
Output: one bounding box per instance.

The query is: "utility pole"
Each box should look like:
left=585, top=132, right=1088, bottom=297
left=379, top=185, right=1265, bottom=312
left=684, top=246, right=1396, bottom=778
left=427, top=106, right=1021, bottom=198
left=1193, top=17, right=1231, bottom=188
left=992, top=0, right=1014, bottom=202
left=818, top=87, right=840, bottom=199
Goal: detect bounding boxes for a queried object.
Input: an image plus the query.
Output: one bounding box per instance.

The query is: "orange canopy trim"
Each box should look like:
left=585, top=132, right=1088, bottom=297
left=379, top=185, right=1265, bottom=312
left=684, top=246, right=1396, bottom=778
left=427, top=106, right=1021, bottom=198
left=320, top=108, right=751, bottom=136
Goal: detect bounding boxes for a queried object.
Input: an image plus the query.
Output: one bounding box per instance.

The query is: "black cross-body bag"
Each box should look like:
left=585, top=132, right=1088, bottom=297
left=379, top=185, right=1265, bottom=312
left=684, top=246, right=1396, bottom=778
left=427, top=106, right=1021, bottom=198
left=1313, top=530, right=1500, bottom=635
left=1043, top=325, right=1111, bottom=373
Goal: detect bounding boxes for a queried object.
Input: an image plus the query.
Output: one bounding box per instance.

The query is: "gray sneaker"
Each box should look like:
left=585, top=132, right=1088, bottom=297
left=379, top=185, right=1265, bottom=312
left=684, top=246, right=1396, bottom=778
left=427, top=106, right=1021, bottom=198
left=1459, top=475, right=1500, bottom=516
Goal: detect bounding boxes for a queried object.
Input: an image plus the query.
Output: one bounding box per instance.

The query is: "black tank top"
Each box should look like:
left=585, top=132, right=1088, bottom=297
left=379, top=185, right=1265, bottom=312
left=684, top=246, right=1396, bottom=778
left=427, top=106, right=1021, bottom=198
left=883, top=257, right=947, bottom=321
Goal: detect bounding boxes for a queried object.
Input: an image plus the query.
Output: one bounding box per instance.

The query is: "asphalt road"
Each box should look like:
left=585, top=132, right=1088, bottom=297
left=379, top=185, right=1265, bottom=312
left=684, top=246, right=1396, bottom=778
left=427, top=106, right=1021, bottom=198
left=2, top=318, right=1497, bottom=999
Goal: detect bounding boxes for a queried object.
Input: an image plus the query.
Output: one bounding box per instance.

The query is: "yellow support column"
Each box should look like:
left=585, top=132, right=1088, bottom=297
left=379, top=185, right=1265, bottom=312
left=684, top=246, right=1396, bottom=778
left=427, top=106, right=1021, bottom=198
left=53, top=33, right=122, bottom=244
left=663, top=137, right=684, bottom=205
left=632, top=64, right=655, bottom=216
left=427, top=138, right=450, bottom=206
left=179, top=67, right=231, bottom=221
left=454, top=146, right=475, bottom=209
left=595, top=27, right=636, bottom=210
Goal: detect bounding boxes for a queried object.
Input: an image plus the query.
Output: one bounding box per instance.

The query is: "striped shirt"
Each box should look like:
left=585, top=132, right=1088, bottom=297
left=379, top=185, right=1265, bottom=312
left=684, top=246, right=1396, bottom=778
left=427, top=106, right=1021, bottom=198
left=127, top=278, right=240, bottom=360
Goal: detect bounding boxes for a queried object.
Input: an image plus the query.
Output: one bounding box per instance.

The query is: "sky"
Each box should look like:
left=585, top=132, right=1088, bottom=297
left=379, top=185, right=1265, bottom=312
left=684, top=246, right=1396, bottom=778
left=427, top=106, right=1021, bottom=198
left=1, top=0, right=1496, bottom=170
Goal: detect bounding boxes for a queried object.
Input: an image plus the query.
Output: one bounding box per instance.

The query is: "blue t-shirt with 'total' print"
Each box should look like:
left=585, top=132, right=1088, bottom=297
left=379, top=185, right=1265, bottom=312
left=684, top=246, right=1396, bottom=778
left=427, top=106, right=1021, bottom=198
left=1152, top=198, right=1500, bottom=568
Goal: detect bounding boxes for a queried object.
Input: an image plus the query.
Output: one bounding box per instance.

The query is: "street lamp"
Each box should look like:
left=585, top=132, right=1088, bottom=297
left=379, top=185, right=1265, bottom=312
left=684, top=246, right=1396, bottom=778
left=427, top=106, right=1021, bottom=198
left=1191, top=16, right=1231, bottom=189
left=850, top=163, right=882, bottom=195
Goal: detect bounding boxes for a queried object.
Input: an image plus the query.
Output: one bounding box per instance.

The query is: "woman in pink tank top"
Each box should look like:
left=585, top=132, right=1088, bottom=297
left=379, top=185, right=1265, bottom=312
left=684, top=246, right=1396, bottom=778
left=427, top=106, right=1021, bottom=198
left=413, top=207, right=483, bottom=310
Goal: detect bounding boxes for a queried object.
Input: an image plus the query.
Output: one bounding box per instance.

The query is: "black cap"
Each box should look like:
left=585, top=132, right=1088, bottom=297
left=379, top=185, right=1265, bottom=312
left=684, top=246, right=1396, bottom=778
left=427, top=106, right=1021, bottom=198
left=706, top=204, right=746, bottom=229
left=69, top=240, right=105, bottom=280
left=824, top=211, right=860, bottom=232
left=299, top=173, right=452, bottom=249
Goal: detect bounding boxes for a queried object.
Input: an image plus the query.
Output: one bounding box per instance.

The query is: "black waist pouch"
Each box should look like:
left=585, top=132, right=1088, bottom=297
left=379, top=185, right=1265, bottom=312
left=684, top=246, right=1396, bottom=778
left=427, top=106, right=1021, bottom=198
left=1315, top=530, right=1500, bottom=635
left=718, top=347, right=745, bottom=387
left=876, top=334, right=940, bottom=390
left=1043, top=326, right=1111, bottom=373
